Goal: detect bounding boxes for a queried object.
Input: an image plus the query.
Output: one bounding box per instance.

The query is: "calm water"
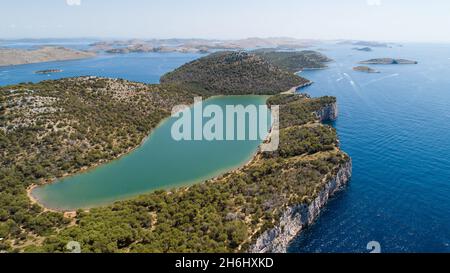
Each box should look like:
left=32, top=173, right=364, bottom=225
left=288, top=43, right=450, bottom=253
left=33, top=95, right=270, bottom=210
left=0, top=52, right=203, bottom=85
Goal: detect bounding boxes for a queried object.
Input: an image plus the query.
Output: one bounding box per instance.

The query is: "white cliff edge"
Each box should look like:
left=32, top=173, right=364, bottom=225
left=315, top=102, right=338, bottom=122
left=249, top=102, right=351, bottom=253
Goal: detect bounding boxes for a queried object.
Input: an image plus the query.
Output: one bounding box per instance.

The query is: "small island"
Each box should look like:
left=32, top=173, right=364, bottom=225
left=359, top=58, right=418, bottom=65
left=353, top=66, right=380, bottom=73
left=338, top=40, right=389, bottom=48
left=34, top=69, right=63, bottom=75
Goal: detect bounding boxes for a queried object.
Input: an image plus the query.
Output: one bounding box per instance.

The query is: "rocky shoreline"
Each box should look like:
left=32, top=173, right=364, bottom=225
left=249, top=159, right=352, bottom=253
left=282, top=81, right=314, bottom=94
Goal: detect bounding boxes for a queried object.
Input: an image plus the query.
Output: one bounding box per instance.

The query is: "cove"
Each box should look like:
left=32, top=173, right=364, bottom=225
left=32, top=95, right=270, bottom=211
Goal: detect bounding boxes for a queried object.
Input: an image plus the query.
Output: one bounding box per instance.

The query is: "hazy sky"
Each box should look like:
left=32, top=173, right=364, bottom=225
left=2, top=0, right=450, bottom=42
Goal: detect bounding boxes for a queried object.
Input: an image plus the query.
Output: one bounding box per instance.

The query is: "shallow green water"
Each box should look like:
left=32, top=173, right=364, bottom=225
left=32, top=95, right=269, bottom=211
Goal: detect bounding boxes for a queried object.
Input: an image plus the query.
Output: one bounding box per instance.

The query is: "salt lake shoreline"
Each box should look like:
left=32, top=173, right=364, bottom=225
left=27, top=94, right=270, bottom=213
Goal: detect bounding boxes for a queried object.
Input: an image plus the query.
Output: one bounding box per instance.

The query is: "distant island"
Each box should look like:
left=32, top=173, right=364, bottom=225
left=353, top=47, right=372, bottom=52
left=34, top=69, right=63, bottom=75
left=359, top=58, right=418, bottom=64
left=91, top=37, right=318, bottom=54
left=105, top=44, right=209, bottom=54
left=0, top=46, right=96, bottom=67
left=337, top=40, right=390, bottom=48
left=353, top=66, right=380, bottom=73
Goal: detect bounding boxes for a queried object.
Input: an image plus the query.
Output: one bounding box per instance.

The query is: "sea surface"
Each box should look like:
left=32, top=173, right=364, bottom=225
left=288, top=43, right=450, bottom=253
left=2, top=42, right=450, bottom=252
left=0, top=51, right=203, bottom=85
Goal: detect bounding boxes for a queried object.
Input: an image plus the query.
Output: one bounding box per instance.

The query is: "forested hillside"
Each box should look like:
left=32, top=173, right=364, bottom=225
left=253, top=50, right=333, bottom=72
left=160, top=51, right=310, bottom=95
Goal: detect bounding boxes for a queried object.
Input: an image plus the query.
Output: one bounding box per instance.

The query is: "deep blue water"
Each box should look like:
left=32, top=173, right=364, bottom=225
left=288, top=43, right=450, bottom=253
left=1, top=42, right=449, bottom=252
left=0, top=52, right=203, bottom=85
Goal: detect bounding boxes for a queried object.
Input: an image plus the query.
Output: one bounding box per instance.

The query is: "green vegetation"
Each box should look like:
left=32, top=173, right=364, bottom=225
left=0, top=51, right=348, bottom=253
left=32, top=94, right=348, bottom=253
left=160, top=51, right=310, bottom=95
left=267, top=94, right=336, bottom=128
left=0, top=77, right=194, bottom=250
left=253, top=50, right=333, bottom=72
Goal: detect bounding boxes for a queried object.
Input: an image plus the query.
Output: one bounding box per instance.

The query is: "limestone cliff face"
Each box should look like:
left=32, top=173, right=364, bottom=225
left=249, top=159, right=352, bottom=253
left=315, top=102, right=338, bottom=122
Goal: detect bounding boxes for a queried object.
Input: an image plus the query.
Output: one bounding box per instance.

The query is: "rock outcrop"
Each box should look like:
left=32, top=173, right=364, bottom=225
left=315, top=102, right=338, bottom=122
left=249, top=159, right=352, bottom=253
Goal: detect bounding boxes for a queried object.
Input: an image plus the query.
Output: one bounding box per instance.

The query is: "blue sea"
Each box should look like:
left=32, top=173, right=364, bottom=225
left=0, top=51, right=203, bottom=86
left=1, top=42, right=449, bottom=253
left=289, top=43, right=450, bottom=253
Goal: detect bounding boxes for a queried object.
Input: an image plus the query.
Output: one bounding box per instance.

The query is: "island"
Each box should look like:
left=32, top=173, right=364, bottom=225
left=0, top=51, right=351, bottom=253
left=0, top=46, right=96, bottom=67
left=359, top=58, right=418, bottom=65
left=34, top=69, right=63, bottom=75
left=337, top=40, right=390, bottom=48
left=353, top=66, right=380, bottom=73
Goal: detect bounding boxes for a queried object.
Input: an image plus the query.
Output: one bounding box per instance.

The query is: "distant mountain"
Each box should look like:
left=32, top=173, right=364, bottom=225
left=160, top=51, right=310, bottom=95
left=90, top=37, right=317, bottom=54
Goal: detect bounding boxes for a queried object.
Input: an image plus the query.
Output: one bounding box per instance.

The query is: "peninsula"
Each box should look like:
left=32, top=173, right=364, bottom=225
left=0, top=51, right=350, bottom=253
left=0, top=46, right=96, bottom=67
left=253, top=50, right=333, bottom=72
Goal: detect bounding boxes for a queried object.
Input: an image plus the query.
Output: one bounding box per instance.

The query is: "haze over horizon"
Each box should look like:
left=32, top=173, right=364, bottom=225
left=1, top=0, right=450, bottom=43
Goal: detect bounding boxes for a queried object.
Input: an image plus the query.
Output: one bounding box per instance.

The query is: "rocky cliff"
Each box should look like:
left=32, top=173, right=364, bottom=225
left=315, top=102, right=338, bottom=122
left=249, top=159, right=352, bottom=253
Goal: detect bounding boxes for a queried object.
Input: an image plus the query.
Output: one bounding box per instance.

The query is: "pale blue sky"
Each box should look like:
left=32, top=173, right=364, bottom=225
left=1, top=0, right=450, bottom=42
